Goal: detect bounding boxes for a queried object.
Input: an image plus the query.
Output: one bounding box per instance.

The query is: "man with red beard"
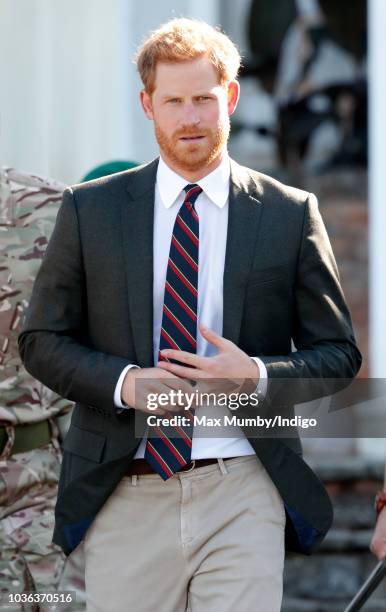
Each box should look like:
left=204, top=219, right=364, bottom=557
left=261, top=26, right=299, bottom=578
left=19, top=18, right=361, bottom=612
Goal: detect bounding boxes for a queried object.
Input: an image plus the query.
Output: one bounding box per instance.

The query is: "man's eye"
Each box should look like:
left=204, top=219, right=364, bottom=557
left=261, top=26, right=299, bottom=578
left=198, top=96, right=211, bottom=101
left=168, top=99, right=180, bottom=103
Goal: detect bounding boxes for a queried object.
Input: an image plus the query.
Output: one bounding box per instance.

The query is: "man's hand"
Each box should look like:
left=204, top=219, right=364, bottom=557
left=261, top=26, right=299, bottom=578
left=370, top=506, right=386, bottom=560
left=121, top=367, right=194, bottom=415
left=157, top=325, right=260, bottom=397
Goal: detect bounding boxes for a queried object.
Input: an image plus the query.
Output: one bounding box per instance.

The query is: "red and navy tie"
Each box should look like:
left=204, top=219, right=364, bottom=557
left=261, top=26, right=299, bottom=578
left=145, top=184, right=202, bottom=480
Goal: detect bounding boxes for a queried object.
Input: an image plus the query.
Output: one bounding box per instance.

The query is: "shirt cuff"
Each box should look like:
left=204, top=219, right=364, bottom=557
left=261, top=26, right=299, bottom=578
left=114, top=364, right=140, bottom=410
left=250, top=357, right=268, bottom=398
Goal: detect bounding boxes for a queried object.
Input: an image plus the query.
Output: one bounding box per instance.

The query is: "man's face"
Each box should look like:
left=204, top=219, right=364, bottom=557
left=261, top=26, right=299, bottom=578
left=140, top=57, right=239, bottom=175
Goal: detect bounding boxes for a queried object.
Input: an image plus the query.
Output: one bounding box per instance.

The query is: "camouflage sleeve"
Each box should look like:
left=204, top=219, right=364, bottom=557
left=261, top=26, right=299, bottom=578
left=1, top=167, right=73, bottom=424
left=18, top=188, right=131, bottom=416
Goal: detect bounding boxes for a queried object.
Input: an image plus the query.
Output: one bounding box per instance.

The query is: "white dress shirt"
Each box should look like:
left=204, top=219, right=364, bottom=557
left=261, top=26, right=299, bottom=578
left=114, top=153, right=267, bottom=459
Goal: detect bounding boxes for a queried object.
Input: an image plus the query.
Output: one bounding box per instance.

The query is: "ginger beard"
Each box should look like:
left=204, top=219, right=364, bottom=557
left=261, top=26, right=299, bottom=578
left=154, top=118, right=230, bottom=173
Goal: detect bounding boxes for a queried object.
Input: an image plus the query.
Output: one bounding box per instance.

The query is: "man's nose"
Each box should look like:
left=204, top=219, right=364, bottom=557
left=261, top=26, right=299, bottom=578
left=180, top=103, right=200, bottom=126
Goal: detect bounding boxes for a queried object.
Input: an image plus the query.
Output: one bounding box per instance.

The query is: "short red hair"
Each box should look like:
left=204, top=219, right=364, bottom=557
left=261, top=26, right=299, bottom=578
left=136, top=18, right=241, bottom=94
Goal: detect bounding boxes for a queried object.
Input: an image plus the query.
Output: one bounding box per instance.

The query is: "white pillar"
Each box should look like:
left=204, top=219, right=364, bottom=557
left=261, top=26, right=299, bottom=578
left=0, top=1, right=51, bottom=174
left=357, top=0, right=386, bottom=458
left=0, top=0, right=132, bottom=184
left=186, top=0, right=220, bottom=24
left=48, top=0, right=133, bottom=183
left=369, top=0, right=386, bottom=376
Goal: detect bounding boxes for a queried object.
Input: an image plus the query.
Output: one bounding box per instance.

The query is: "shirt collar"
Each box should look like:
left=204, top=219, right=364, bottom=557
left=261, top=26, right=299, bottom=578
left=156, top=152, right=230, bottom=209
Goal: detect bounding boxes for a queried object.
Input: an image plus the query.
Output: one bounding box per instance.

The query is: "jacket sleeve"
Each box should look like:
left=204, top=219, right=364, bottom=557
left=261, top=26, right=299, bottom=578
left=18, top=188, right=132, bottom=415
left=259, top=193, right=362, bottom=407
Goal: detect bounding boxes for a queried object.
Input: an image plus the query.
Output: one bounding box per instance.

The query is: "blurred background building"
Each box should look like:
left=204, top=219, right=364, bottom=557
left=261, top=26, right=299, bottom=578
left=1, top=1, right=386, bottom=608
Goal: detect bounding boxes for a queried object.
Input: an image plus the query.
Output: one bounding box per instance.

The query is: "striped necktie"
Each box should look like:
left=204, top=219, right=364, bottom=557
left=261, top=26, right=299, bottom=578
left=144, top=183, right=202, bottom=480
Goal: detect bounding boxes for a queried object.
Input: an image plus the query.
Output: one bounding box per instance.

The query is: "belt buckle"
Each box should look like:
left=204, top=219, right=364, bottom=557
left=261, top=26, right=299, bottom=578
left=183, top=460, right=196, bottom=473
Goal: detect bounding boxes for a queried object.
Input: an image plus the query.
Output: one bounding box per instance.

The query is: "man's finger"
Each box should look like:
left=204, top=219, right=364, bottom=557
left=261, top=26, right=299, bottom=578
left=376, top=547, right=386, bottom=561
left=159, top=349, right=208, bottom=369
left=158, top=360, right=208, bottom=380
left=199, top=324, right=229, bottom=350
left=156, top=368, right=187, bottom=381
left=160, top=376, right=194, bottom=394
left=140, top=404, right=167, bottom=416
left=370, top=537, right=386, bottom=560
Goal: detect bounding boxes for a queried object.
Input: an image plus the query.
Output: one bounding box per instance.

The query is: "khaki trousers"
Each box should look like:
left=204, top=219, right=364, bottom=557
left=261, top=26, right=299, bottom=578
left=84, top=455, right=285, bottom=612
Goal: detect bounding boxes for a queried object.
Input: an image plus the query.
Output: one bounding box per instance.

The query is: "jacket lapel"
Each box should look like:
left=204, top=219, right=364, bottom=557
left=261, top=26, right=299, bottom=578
left=222, top=159, right=263, bottom=344
left=120, top=159, right=159, bottom=367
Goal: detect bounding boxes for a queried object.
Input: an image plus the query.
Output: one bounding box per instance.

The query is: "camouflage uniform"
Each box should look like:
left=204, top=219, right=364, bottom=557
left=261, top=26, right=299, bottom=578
left=0, top=168, right=85, bottom=611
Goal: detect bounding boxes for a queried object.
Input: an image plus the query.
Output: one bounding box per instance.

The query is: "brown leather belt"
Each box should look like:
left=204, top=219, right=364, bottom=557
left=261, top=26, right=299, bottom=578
left=126, top=457, right=230, bottom=476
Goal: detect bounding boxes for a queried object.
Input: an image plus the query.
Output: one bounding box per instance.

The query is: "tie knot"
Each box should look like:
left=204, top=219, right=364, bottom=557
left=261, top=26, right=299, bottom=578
left=184, top=183, right=201, bottom=193
left=183, top=184, right=202, bottom=209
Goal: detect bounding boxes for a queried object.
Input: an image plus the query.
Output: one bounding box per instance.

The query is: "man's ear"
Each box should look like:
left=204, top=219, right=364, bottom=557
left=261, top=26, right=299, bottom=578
left=227, top=81, right=240, bottom=116
left=140, top=90, right=154, bottom=120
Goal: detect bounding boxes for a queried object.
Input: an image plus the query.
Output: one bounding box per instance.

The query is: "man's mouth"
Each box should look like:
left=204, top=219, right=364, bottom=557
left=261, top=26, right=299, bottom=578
left=179, top=136, right=205, bottom=141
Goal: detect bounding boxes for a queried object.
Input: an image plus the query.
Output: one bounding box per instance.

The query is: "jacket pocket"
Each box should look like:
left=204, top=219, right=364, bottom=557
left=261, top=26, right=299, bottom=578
left=247, top=264, right=288, bottom=288
left=62, top=424, right=106, bottom=463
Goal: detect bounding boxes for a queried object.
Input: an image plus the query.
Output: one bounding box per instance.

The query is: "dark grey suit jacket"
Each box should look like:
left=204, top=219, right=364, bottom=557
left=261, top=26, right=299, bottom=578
left=18, top=158, right=361, bottom=556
